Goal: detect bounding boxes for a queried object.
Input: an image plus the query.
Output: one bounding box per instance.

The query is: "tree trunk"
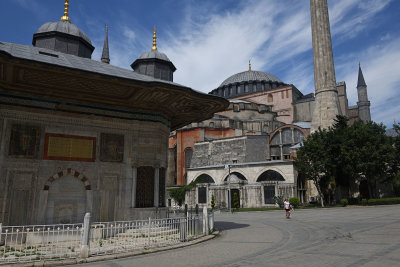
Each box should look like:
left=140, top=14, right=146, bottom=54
left=314, top=179, right=324, bottom=207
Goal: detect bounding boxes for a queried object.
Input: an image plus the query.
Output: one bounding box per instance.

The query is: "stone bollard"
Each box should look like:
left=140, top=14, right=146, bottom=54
left=80, top=213, right=91, bottom=259
left=202, top=207, right=208, bottom=235
left=209, top=211, right=214, bottom=233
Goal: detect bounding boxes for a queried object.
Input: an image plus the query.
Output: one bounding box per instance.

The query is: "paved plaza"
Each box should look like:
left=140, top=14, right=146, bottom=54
left=71, top=205, right=400, bottom=267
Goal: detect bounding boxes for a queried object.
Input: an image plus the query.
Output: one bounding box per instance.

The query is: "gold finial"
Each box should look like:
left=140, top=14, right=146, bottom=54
left=60, top=0, right=71, bottom=22
left=249, top=60, right=251, bottom=71
left=152, top=26, right=157, bottom=51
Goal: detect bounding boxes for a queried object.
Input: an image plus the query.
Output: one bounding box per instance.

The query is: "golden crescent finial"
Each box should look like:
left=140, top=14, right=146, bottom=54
left=249, top=60, right=251, bottom=71
left=60, top=0, right=71, bottom=22
left=152, top=26, right=157, bottom=51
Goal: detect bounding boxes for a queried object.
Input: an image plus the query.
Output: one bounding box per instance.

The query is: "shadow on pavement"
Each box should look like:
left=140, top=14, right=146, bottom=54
left=215, top=221, right=250, bottom=230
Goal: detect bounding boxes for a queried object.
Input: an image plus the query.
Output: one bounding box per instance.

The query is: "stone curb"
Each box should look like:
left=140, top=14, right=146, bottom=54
left=10, top=232, right=220, bottom=267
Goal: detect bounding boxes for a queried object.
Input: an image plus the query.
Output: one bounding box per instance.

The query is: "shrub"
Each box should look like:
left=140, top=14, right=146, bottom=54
left=289, top=197, right=300, bottom=208
left=366, top=197, right=400, bottom=205
left=233, top=192, right=240, bottom=209
left=361, top=198, right=368, bottom=206
left=347, top=197, right=359, bottom=205
left=273, top=196, right=284, bottom=208
left=340, top=198, right=348, bottom=207
left=210, top=195, right=215, bottom=210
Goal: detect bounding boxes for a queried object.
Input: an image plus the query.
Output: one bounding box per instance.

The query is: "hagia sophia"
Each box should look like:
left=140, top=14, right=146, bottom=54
left=0, top=0, right=371, bottom=225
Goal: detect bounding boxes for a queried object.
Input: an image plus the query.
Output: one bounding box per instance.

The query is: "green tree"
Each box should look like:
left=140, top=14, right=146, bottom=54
left=341, top=120, right=396, bottom=198
left=295, top=128, right=330, bottom=207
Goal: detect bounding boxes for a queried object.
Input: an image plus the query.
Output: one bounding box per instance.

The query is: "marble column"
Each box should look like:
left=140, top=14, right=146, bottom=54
left=310, top=0, right=341, bottom=132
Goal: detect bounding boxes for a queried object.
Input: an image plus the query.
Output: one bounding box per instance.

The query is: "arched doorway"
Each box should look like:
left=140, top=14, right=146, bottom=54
left=224, top=172, right=247, bottom=208
left=257, top=170, right=285, bottom=204
left=45, top=175, right=86, bottom=224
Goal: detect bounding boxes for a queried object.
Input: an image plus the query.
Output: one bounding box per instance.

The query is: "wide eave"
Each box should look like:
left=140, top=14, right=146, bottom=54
left=0, top=42, right=229, bottom=130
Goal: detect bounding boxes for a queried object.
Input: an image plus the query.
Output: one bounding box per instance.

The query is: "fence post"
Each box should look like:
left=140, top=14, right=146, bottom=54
left=147, top=217, right=151, bottom=247
left=202, top=207, right=208, bottom=235
left=80, top=212, right=91, bottom=259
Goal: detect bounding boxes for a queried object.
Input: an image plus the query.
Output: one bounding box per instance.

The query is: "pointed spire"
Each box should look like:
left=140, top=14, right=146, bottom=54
left=152, top=26, right=157, bottom=51
left=248, top=60, right=251, bottom=71
left=101, top=25, right=110, bottom=64
left=60, top=0, right=71, bottom=22
left=357, top=62, right=366, bottom=87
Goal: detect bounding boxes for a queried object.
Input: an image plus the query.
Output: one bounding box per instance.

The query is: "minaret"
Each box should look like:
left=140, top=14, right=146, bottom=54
left=357, top=63, right=371, bottom=122
left=310, top=0, right=341, bottom=132
left=101, top=25, right=110, bottom=64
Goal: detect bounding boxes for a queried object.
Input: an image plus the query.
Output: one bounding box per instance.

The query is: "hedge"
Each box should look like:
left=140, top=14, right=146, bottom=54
left=365, top=197, right=400, bottom=205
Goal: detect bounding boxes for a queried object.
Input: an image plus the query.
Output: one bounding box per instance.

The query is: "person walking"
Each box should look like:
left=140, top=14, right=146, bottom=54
left=284, top=198, right=291, bottom=219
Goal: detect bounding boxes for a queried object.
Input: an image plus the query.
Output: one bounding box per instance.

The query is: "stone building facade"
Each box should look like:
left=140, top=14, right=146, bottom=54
left=0, top=5, right=228, bottom=225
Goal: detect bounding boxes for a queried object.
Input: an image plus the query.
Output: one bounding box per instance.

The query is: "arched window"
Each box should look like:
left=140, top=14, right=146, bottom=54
left=267, top=94, right=273, bottom=103
left=184, top=147, right=193, bottom=168
left=257, top=170, right=285, bottom=182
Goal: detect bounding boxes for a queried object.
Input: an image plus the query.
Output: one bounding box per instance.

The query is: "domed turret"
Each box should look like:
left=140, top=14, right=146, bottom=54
left=32, top=0, right=94, bottom=58
left=131, top=27, right=176, bottom=82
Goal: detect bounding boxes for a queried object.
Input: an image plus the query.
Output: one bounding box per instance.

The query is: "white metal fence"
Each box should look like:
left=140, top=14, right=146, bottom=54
left=0, top=208, right=214, bottom=265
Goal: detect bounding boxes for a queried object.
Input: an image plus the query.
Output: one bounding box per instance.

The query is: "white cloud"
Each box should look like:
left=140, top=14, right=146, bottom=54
left=86, top=0, right=397, bottom=126
left=336, top=37, right=400, bottom=126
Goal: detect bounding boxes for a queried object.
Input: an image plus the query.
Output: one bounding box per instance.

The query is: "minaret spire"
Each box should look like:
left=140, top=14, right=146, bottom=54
left=357, top=62, right=366, bottom=87
left=152, top=26, right=157, bottom=51
left=356, top=62, right=371, bottom=122
left=101, top=25, right=110, bottom=64
left=60, top=0, right=71, bottom=22
left=310, top=0, right=341, bottom=132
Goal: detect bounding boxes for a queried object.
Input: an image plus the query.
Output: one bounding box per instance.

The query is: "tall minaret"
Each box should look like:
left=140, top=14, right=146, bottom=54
left=101, top=25, right=110, bottom=64
left=310, top=0, right=341, bottom=132
left=357, top=63, right=371, bottom=122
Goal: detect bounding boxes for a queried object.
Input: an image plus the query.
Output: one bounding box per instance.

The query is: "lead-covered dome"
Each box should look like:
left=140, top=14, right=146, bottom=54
left=220, top=70, right=283, bottom=87
left=209, top=70, right=286, bottom=99
left=36, top=21, right=92, bottom=45
left=33, top=21, right=94, bottom=58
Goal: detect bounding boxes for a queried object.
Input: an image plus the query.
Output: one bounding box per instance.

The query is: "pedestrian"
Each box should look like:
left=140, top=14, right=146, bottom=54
left=284, top=198, right=291, bottom=219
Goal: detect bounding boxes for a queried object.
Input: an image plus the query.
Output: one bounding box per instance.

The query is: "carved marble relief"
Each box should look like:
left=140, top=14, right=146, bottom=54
left=100, top=133, right=124, bottom=162
left=8, top=124, right=40, bottom=158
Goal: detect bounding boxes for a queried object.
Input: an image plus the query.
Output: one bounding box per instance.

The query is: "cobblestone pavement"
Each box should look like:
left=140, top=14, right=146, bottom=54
left=71, top=205, right=400, bottom=267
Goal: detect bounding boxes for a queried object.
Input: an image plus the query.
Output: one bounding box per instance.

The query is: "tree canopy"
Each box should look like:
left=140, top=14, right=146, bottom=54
left=295, top=116, right=398, bottom=205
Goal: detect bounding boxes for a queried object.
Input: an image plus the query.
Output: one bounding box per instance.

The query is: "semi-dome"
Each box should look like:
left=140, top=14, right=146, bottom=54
left=36, top=21, right=92, bottom=45
left=220, top=70, right=283, bottom=87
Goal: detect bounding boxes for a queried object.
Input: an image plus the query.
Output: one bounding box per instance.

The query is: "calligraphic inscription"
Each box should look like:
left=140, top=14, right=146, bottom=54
left=8, top=124, right=40, bottom=158
left=100, top=133, right=124, bottom=162
left=44, top=133, right=95, bottom=162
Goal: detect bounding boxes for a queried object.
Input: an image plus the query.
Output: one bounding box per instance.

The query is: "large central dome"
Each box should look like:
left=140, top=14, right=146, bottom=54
left=209, top=69, right=286, bottom=99
left=220, top=70, right=283, bottom=87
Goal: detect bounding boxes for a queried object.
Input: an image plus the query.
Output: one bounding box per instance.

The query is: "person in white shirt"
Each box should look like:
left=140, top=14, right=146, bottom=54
left=284, top=199, right=291, bottom=219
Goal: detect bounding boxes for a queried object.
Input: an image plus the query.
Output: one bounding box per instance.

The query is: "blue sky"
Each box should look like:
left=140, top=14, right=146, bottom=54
left=1, top=0, right=400, bottom=127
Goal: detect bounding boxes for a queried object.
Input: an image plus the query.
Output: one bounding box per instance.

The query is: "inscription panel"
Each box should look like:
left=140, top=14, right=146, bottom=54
left=44, top=133, right=95, bottom=162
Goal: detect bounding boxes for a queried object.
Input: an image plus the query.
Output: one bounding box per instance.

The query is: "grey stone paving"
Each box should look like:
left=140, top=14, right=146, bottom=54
left=71, top=205, right=400, bottom=267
